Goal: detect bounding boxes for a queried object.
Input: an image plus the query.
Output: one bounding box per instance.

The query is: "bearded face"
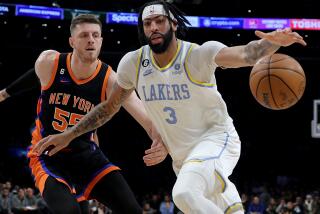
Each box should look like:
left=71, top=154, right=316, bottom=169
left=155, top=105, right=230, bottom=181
left=146, top=26, right=174, bottom=54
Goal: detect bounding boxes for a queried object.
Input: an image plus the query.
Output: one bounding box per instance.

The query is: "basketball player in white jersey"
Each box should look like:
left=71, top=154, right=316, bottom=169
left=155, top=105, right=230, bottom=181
left=33, top=1, right=306, bottom=213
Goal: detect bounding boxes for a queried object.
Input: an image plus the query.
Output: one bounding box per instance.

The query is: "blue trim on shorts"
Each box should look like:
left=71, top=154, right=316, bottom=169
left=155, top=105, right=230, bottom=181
left=188, top=131, right=230, bottom=161
left=39, top=156, right=66, bottom=181
left=75, top=163, right=116, bottom=199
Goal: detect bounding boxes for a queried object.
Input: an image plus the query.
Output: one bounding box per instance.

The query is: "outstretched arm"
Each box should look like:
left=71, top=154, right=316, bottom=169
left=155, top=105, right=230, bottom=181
left=32, top=82, right=133, bottom=156
left=0, top=68, right=39, bottom=103
left=215, top=28, right=306, bottom=68
left=72, top=82, right=133, bottom=138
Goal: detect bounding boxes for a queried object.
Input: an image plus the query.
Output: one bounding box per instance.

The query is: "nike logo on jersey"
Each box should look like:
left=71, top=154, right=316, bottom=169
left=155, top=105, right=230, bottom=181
left=143, top=69, right=153, bottom=76
left=60, top=77, right=70, bottom=83
left=60, top=80, right=70, bottom=83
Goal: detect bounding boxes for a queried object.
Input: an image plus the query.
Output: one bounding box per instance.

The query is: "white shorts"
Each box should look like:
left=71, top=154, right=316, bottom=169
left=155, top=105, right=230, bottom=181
left=173, top=130, right=243, bottom=213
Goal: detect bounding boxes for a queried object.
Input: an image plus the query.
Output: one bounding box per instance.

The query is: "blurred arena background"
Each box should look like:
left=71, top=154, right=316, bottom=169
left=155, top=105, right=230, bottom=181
left=0, top=0, right=319, bottom=213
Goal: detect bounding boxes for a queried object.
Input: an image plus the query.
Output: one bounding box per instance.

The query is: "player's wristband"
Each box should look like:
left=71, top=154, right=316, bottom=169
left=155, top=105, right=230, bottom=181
left=6, top=68, right=40, bottom=96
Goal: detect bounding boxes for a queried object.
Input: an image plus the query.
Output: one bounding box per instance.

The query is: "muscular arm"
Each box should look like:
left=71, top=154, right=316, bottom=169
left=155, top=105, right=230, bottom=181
left=0, top=68, right=39, bottom=102
left=215, top=39, right=279, bottom=68
left=35, top=50, right=59, bottom=87
left=105, top=70, right=152, bottom=135
left=1, top=50, right=57, bottom=103
left=215, top=28, right=306, bottom=68
left=68, top=82, right=133, bottom=139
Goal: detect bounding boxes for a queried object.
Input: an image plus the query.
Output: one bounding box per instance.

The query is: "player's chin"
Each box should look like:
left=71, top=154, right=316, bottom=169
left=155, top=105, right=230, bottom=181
left=85, top=54, right=98, bottom=62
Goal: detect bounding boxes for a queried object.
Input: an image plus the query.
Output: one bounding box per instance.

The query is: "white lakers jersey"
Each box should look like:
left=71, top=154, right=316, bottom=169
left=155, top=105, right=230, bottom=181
left=117, top=40, right=236, bottom=162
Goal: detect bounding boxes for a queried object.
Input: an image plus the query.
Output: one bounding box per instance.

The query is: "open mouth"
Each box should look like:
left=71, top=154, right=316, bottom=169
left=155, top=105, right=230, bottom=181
left=86, top=48, right=95, bottom=51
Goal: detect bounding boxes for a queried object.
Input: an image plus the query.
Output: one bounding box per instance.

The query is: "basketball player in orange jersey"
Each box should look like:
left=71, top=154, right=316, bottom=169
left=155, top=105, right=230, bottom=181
left=1, top=14, right=168, bottom=214
left=33, top=1, right=306, bottom=213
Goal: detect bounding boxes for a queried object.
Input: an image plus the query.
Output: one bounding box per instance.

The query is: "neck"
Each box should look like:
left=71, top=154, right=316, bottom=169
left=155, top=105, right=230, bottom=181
left=71, top=52, right=99, bottom=79
left=152, top=38, right=178, bottom=68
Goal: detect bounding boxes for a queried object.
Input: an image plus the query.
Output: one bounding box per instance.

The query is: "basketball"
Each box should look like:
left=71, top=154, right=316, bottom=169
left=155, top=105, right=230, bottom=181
left=249, top=53, right=306, bottom=110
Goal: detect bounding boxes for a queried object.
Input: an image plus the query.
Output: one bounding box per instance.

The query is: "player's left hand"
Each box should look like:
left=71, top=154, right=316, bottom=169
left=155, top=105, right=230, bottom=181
left=143, top=124, right=168, bottom=166
left=255, top=28, right=307, bottom=47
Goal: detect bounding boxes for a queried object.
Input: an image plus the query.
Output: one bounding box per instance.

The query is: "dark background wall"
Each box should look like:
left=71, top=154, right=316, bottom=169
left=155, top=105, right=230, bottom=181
left=0, top=0, right=319, bottom=196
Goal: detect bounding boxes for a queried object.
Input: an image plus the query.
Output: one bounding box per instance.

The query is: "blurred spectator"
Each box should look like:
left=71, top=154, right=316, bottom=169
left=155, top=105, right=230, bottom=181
left=259, top=185, right=271, bottom=207
left=149, top=193, right=161, bottom=214
left=276, top=198, right=287, bottom=213
left=0, top=187, right=12, bottom=214
left=36, top=192, right=49, bottom=214
left=89, top=200, right=99, bottom=214
left=265, top=197, right=277, bottom=214
left=241, top=193, right=250, bottom=213
left=247, top=196, right=265, bottom=214
left=143, top=202, right=157, bottom=214
left=304, top=194, right=315, bottom=214
left=159, top=194, right=174, bottom=214
left=11, top=188, right=27, bottom=213
left=292, top=196, right=304, bottom=214
left=24, top=188, right=37, bottom=211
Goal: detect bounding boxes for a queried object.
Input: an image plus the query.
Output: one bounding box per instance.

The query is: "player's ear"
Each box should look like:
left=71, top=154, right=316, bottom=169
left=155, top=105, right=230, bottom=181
left=69, top=37, right=74, bottom=48
left=171, top=19, right=178, bottom=32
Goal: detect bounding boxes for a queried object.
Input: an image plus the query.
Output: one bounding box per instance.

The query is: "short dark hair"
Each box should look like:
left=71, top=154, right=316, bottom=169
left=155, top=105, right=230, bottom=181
left=137, top=0, right=190, bottom=45
left=70, top=14, right=102, bottom=35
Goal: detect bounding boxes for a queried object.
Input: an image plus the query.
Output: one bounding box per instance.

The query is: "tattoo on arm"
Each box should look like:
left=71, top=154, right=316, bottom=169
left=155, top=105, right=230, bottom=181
left=71, top=84, right=134, bottom=138
left=244, top=39, right=280, bottom=64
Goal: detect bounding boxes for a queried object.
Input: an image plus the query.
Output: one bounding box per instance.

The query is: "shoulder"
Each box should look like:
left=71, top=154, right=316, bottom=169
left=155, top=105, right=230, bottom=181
left=188, top=41, right=227, bottom=65
left=120, top=48, right=142, bottom=64
left=118, top=48, right=143, bottom=71
left=35, top=50, right=60, bottom=86
left=37, top=50, right=60, bottom=64
left=35, top=50, right=60, bottom=72
left=192, top=41, right=226, bottom=52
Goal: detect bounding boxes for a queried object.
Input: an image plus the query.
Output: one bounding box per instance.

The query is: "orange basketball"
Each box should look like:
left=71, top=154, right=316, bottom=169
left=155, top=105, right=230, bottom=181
left=249, top=53, right=306, bottom=110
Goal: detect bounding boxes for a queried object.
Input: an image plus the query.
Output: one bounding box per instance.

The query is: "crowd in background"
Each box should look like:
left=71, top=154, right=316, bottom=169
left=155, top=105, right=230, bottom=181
left=1, top=180, right=319, bottom=214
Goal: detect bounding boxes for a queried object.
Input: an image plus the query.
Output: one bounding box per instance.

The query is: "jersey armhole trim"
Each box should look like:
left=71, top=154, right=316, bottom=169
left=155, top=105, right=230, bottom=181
left=101, top=65, right=112, bottom=102
left=184, top=44, right=215, bottom=88
left=135, top=47, right=143, bottom=89
left=41, top=52, right=60, bottom=91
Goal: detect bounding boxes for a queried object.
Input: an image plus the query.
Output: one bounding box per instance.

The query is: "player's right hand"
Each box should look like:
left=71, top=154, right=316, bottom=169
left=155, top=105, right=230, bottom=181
left=0, top=89, right=10, bottom=102
left=32, top=131, right=73, bottom=156
left=255, top=28, right=307, bottom=47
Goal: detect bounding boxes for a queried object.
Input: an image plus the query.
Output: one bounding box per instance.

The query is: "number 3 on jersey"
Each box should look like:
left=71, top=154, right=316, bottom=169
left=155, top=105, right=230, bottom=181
left=52, top=107, right=83, bottom=132
left=163, top=107, right=177, bottom=124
